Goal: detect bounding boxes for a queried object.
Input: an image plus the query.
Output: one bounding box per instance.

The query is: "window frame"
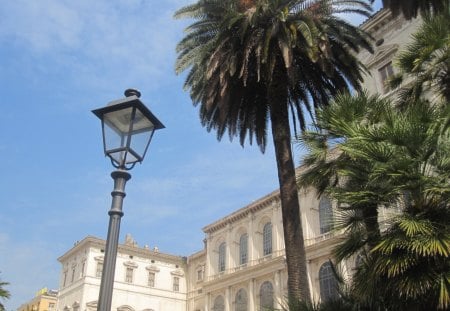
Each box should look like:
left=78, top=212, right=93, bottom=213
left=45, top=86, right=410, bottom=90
left=125, top=267, right=134, bottom=283
left=378, top=61, right=394, bottom=94
left=319, top=196, right=333, bottom=234
left=259, top=281, right=274, bottom=310
left=263, top=222, right=272, bottom=256
left=319, top=261, right=339, bottom=302
left=218, top=242, right=226, bottom=272
left=239, top=233, right=248, bottom=265
left=235, top=288, right=248, bottom=311
left=148, top=271, right=155, bottom=287
left=173, top=276, right=180, bottom=292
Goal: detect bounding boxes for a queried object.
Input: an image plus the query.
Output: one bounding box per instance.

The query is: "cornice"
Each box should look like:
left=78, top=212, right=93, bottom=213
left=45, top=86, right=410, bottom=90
left=58, top=235, right=186, bottom=266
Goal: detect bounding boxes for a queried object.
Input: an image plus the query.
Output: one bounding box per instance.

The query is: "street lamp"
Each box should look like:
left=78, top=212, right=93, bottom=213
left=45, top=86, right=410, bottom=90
left=92, top=89, right=164, bottom=311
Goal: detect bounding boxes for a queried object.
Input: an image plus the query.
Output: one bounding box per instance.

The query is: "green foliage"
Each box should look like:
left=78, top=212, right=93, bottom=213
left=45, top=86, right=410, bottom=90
left=390, top=4, right=450, bottom=105
left=298, top=94, right=450, bottom=309
left=174, top=0, right=373, bottom=151
left=174, top=0, right=374, bottom=301
left=0, top=274, right=10, bottom=311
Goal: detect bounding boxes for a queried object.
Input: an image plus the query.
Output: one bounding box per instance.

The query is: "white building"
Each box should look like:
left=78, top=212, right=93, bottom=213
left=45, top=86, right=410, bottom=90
left=57, top=235, right=187, bottom=311
left=56, top=8, right=420, bottom=311
left=357, top=9, right=421, bottom=97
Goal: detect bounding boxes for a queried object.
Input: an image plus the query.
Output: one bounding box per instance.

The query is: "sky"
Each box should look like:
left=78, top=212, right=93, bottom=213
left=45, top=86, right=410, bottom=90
left=0, top=0, right=381, bottom=309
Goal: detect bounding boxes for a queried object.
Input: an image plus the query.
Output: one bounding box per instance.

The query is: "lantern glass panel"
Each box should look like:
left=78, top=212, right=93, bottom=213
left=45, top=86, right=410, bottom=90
left=103, top=107, right=133, bottom=151
left=129, top=109, right=155, bottom=160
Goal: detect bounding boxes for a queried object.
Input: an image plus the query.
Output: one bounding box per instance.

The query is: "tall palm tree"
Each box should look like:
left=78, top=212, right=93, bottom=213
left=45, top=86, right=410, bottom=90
left=380, top=0, right=447, bottom=19
left=174, top=0, right=373, bottom=301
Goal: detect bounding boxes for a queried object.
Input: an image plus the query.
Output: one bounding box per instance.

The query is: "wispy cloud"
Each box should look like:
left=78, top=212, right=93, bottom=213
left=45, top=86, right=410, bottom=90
left=0, top=0, right=191, bottom=97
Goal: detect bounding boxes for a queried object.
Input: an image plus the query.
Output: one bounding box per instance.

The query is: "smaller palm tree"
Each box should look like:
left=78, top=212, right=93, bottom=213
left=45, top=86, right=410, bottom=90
left=298, top=92, right=450, bottom=309
left=298, top=92, right=394, bottom=260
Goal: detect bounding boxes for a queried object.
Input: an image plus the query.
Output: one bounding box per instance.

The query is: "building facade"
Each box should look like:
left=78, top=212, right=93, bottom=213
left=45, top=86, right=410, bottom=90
left=55, top=8, right=420, bottom=311
left=357, top=9, right=421, bottom=97
left=17, top=288, right=58, bottom=311
left=57, top=235, right=187, bottom=311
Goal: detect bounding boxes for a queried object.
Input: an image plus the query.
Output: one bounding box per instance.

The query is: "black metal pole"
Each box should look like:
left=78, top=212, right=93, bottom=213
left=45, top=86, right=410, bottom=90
left=97, top=169, right=131, bottom=311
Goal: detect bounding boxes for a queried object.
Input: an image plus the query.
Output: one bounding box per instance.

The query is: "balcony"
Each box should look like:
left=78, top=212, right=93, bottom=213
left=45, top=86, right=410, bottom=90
left=206, top=250, right=285, bottom=282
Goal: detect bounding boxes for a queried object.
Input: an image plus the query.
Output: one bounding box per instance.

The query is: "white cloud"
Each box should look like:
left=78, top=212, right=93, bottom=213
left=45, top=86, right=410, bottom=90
left=0, top=0, right=191, bottom=97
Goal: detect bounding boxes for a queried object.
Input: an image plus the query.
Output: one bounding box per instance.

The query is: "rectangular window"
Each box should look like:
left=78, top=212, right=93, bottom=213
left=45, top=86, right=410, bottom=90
left=240, top=234, right=248, bottom=265
left=197, top=269, right=203, bottom=281
left=81, top=261, right=85, bottom=278
left=71, top=268, right=76, bottom=283
left=125, top=267, right=133, bottom=283
left=48, top=303, right=56, bottom=311
left=218, top=242, right=226, bottom=272
left=96, top=262, right=103, bottom=278
left=148, top=272, right=155, bottom=287
left=378, top=62, right=394, bottom=93
left=263, top=223, right=273, bottom=256
left=173, top=277, right=180, bottom=292
left=63, top=271, right=67, bottom=287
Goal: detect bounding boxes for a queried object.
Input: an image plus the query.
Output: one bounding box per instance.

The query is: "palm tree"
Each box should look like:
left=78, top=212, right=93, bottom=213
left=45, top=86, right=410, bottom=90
left=390, top=4, right=450, bottom=106
left=0, top=276, right=10, bottom=311
left=380, top=0, right=447, bottom=19
left=299, top=93, right=450, bottom=309
left=347, top=100, right=450, bottom=310
left=298, top=92, right=394, bottom=259
left=174, top=0, right=373, bottom=301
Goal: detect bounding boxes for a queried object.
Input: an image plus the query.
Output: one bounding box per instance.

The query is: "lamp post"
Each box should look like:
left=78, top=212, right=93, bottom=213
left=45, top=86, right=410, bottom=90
left=92, top=89, right=164, bottom=311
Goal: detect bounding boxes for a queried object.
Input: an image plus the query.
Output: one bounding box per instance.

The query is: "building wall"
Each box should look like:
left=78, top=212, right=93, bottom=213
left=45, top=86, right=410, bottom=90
left=17, top=289, right=58, bottom=311
left=57, top=236, right=187, bottom=311
left=357, top=9, right=421, bottom=97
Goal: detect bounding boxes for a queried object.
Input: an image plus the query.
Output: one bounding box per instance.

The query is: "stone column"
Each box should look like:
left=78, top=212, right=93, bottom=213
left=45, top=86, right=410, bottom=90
left=274, top=270, right=283, bottom=309
left=248, top=213, right=256, bottom=265
left=205, top=292, right=211, bottom=311
left=205, top=235, right=213, bottom=278
left=249, top=278, right=256, bottom=310
left=225, top=286, right=231, bottom=311
left=272, top=202, right=282, bottom=254
left=226, top=223, right=233, bottom=271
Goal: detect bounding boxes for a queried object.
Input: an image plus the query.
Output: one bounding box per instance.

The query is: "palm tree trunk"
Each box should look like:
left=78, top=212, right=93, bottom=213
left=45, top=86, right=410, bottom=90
left=269, top=93, right=311, bottom=303
left=362, top=204, right=380, bottom=249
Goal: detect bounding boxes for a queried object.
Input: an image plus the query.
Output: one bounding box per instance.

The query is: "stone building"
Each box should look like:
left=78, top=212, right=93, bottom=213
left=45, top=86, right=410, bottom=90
left=17, top=288, right=58, bottom=311
left=57, top=235, right=187, bottom=311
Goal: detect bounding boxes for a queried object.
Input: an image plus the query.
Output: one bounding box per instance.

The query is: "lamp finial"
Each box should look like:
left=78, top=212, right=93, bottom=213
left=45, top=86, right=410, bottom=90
left=124, top=88, right=141, bottom=98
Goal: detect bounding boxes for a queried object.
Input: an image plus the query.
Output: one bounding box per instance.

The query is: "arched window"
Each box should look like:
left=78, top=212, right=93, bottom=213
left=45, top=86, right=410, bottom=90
left=259, top=281, right=274, bottom=310
left=263, top=222, right=272, bottom=256
left=319, top=262, right=338, bottom=301
left=239, top=234, right=248, bottom=265
left=319, top=196, right=333, bottom=234
left=235, top=288, right=248, bottom=311
left=218, top=242, right=226, bottom=272
left=213, top=295, right=225, bottom=311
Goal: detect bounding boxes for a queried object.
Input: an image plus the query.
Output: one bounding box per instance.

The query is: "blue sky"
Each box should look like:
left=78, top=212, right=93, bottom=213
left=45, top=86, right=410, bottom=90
left=0, top=0, right=381, bottom=309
